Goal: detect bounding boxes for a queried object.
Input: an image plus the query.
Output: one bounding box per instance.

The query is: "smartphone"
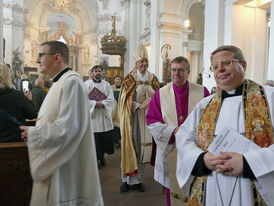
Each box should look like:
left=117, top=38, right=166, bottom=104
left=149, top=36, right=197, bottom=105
left=22, top=80, right=29, bottom=92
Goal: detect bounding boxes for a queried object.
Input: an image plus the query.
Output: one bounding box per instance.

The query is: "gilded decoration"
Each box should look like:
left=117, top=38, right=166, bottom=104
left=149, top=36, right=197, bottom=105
left=243, top=80, right=273, bottom=147
left=31, top=40, right=38, bottom=61
left=48, top=22, right=75, bottom=46
left=101, top=15, right=127, bottom=55
left=101, top=14, right=127, bottom=82
left=188, top=80, right=272, bottom=206
left=41, top=21, right=82, bottom=72
left=42, top=0, right=79, bottom=13
left=39, top=30, right=49, bottom=43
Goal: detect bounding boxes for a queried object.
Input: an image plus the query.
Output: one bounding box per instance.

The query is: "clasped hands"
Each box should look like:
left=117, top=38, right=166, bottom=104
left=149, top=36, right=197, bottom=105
left=204, top=152, right=243, bottom=177
left=139, top=97, right=152, bottom=109
left=96, top=101, right=105, bottom=108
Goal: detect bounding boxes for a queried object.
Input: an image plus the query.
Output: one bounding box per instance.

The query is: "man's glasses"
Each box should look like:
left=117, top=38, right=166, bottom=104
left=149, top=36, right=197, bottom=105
left=171, top=68, right=188, bottom=73
left=38, top=53, right=56, bottom=59
left=210, top=59, right=239, bottom=72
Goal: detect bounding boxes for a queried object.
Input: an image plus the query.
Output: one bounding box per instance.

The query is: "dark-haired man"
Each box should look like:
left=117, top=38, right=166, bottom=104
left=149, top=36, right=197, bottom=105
left=20, top=41, right=103, bottom=206
left=176, top=45, right=274, bottom=205
left=85, top=65, right=115, bottom=167
left=146, top=56, right=209, bottom=205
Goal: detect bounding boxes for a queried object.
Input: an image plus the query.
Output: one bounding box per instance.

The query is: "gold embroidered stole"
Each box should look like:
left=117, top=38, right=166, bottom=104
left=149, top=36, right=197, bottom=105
left=188, top=80, right=273, bottom=206
left=119, top=70, right=159, bottom=176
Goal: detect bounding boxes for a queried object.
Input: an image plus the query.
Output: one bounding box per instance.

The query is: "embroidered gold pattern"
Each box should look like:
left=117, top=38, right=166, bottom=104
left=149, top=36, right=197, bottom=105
left=188, top=80, right=272, bottom=206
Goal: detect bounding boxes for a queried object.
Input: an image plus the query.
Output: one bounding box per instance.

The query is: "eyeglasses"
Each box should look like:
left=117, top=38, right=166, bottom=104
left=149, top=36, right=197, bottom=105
left=38, top=53, right=56, bottom=59
left=210, top=59, right=239, bottom=72
left=171, top=68, right=188, bottom=73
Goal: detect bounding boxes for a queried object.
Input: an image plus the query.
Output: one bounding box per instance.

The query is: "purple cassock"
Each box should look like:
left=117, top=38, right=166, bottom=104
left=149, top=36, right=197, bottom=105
left=147, top=82, right=210, bottom=128
left=146, top=81, right=210, bottom=206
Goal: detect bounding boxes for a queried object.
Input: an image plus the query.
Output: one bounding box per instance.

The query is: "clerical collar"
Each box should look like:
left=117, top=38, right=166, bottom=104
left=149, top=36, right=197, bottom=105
left=137, top=70, right=148, bottom=82
left=173, top=81, right=188, bottom=90
left=222, top=84, right=243, bottom=99
left=52, top=67, right=71, bottom=82
left=92, top=78, right=101, bottom=83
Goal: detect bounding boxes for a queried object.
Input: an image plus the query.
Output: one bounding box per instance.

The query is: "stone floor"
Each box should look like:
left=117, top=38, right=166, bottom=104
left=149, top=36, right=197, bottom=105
left=99, top=147, right=166, bottom=206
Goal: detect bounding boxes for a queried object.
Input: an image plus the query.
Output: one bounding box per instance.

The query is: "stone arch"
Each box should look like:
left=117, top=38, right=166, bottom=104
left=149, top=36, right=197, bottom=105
left=23, top=0, right=99, bottom=75
left=181, top=0, right=204, bottom=21
left=188, top=3, right=205, bottom=41
left=181, top=0, right=205, bottom=83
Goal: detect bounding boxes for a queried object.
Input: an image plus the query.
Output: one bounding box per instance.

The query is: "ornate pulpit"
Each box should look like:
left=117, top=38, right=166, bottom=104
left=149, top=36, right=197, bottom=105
left=100, top=15, right=127, bottom=83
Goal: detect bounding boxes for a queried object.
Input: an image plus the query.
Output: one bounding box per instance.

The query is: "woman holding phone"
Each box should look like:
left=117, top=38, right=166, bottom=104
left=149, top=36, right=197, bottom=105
left=0, top=63, right=36, bottom=142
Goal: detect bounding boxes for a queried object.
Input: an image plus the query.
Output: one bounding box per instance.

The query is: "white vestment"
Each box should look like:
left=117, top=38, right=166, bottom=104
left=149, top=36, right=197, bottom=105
left=148, top=82, right=204, bottom=189
left=176, top=86, right=274, bottom=206
left=85, top=79, right=114, bottom=133
left=28, top=70, right=104, bottom=206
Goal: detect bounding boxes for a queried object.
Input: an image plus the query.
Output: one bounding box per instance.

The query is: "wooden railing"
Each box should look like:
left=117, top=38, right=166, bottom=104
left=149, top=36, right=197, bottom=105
left=0, top=142, right=32, bottom=206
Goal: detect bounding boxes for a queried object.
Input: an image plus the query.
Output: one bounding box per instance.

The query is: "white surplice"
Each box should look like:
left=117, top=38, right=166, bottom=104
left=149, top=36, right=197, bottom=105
left=85, top=79, right=114, bottom=133
left=176, top=86, right=274, bottom=206
left=28, top=71, right=104, bottom=206
left=148, top=122, right=175, bottom=188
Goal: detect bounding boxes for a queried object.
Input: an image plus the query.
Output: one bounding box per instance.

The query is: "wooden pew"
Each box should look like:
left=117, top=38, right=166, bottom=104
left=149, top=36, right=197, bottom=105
left=0, top=142, right=32, bottom=206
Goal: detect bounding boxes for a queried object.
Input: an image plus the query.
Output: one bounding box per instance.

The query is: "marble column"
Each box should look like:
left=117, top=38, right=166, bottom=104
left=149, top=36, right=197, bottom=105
left=267, top=1, right=274, bottom=80
left=181, top=28, right=192, bottom=57
left=190, top=51, right=200, bottom=83
left=150, top=0, right=160, bottom=77
left=3, top=1, right=25, bottom=66
left=203, top=0, right=224, bottom=89
left=151, top=1, right=185, bottom=81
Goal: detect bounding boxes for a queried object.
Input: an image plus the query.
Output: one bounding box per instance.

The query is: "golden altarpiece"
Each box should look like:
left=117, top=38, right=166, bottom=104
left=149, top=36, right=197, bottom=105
left=37, top=21, right=82, bottom=73
left=100, top=16, right=126, bottom=84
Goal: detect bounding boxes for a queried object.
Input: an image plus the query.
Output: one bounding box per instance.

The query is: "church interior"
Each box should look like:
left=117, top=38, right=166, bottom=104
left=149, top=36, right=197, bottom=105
left=0, top=0, right=272, bottom=88
left=0, top=0, right=273, bottom=205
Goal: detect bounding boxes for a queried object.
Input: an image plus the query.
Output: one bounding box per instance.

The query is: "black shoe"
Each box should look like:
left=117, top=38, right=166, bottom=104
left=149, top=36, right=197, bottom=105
left=136, top=183, right=145, bottom=192
left=120, top=182, right=129, bottom=193
left=114, top=142, right=121, bottom=148
left=100, top=157, right=106, bottom=166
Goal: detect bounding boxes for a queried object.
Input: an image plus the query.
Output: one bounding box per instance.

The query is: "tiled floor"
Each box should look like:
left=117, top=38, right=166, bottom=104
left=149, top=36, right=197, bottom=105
left=99, top=147, right=166, bottom=206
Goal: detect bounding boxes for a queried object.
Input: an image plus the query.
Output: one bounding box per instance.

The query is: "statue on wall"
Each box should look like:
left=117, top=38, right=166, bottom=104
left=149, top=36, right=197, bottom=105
left=196, top=73, right=203, bottom=85
left=144, top=0, right=151, bottom=31
left=84, top=45, right=90, bottom=63
left=39, top=30, right=48, bottom=43
left=31, top=40, right=38, bottom=61
left=74, top=31, right=82, bottom=47
left=161, top=44, right=171, bottom=84
left=12, top=48, right=23, bottom=79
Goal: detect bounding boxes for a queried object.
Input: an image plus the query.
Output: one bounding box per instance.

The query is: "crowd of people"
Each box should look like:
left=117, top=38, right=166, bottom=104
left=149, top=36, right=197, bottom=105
left=0, top=40, right=274, bottom=206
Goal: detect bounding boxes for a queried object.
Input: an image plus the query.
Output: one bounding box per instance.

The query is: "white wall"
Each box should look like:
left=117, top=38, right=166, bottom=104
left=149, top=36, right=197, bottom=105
left=203, top=0, right=270, bottom=89
left=231, top=5, right=268, bottom=84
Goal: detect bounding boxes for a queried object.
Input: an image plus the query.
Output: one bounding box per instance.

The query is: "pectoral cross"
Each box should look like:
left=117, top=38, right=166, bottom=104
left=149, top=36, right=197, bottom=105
left=143, top=84, right=146, bottom=99
left=179, top=114, right=184, bottom=122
